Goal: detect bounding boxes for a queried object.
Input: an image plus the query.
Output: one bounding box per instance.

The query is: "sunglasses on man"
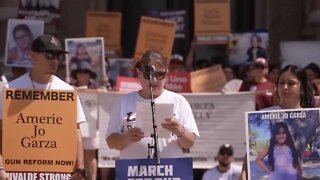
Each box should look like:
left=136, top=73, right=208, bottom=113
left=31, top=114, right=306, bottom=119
left=42, top=51, right=65, bottom=61
left=219, top=149, right=233, bottom=156
left=142, top=70, right=167, bottom=80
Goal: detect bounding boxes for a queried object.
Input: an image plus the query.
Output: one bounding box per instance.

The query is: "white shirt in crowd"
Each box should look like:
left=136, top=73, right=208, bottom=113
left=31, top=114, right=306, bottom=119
left=202, top=163, right=242, bottom=180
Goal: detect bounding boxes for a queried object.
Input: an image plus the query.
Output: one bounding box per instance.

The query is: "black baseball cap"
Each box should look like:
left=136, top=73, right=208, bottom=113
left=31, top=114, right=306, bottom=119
left=31, top=34, right=68, bottom=54
left=218, top=144, right=234, bottom=156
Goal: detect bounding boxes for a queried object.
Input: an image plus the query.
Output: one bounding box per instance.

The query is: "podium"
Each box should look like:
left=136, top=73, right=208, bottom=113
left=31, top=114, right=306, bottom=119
left=115, top=158, right=193, bottom=180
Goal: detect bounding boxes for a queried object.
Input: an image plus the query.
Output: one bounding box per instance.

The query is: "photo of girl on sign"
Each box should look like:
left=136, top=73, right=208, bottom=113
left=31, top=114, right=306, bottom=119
left=65, top=37, right=105, bottom=86
left=246, top=109, right=320, bottom=180
left=255, top=121, right=301, bottom=179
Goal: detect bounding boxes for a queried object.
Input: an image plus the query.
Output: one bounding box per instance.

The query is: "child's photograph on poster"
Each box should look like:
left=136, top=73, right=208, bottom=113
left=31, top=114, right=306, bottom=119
left=227, top=32, right=268, bottom=65
left=246, top=109, right=320, bottom=180
left=5, top=19, right=44, bottom=67
left=65, top=37, right=105, bottom=87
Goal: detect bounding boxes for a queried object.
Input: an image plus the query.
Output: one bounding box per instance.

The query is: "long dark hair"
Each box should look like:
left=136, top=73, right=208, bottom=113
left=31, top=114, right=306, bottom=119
left=268, top=122, right=299, bottom=171
left=304, top=63, right=320, bottom=79
left=75, top=44, right=88, bottom=56
left=277, top=65, right=315, bottom=108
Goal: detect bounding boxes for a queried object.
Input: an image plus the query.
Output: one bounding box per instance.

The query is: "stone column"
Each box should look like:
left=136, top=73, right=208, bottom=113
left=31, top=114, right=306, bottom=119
left=307, top=0, right=320, bottom=39
left=268, top=0, right=304, bottom=65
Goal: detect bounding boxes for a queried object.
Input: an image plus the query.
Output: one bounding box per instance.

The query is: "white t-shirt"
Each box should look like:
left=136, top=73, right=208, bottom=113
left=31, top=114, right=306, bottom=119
left=0, top=73, right=86, bottom=124
left=202, top=164, right=242, bottom=180
left=106, top=89, right=199, bottom=159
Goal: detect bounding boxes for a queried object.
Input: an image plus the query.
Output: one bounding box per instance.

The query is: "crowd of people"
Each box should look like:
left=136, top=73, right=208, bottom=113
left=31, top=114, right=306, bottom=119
left=0, top=32, right=319, bottom=180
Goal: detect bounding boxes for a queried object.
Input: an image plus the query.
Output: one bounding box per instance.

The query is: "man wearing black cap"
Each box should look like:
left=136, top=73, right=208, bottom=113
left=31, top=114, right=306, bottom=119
left=202, top=144, right=241, bottom=180
left=0, top=34, right=87, bottom=179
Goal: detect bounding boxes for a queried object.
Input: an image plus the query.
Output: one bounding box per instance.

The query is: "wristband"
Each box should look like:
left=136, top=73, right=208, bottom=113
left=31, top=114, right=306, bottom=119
left=74, top=168, right=87, bottom=178
left=176, top=127, right=185, bottom=138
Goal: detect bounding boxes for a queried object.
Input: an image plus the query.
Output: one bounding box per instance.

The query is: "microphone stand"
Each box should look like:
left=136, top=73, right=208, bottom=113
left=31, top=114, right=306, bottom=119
left=147, top=72, right=161, bottom=165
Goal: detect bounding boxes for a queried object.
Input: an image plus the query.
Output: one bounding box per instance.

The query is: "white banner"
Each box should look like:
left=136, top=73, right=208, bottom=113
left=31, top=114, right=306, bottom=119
left=98, top=92, right=125, bottom=168
left=182, top=92, right=255, bottom=168
left=78, top=90, right=98, bottom=138
left=96, top=91, right=255, bottom=169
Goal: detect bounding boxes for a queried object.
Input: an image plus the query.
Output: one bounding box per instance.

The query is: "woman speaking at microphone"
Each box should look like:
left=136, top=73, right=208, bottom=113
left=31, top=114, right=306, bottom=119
left=106, top=50, right=199, bottom=159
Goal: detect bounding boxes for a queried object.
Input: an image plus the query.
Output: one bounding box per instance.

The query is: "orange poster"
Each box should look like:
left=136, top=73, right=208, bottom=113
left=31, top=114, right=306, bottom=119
left=190, top=64, right=227, bottom=92
left=194, top=0, right=230, bottom=43
left=2, top=89, right=77, bottom=177
left=86, top=11, right=122, bottom=51
left=134, top=16, right=176, bottom=61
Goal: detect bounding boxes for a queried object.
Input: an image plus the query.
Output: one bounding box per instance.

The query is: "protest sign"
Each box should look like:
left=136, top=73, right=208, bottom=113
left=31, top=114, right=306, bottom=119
left=194, top=0, right=230, bottom=44
left=116, top=158, right=193, bottom=180
left=2, top=89, right=77, bottom=178
left=134, top=16, right=176, bottom=61
left=246, top=108, right=320, bottom=180
left=115, top=76, right=141, bottom=93
left=190, top=64, right=227, bottom=92
left=77, top=89, right=98, bottom=138
left=17, top=0, right=62, bottom=24
left=5, top=19, right=44, bottom=68
left=165, top=72, right=191, bottom=93
left=65, top=37, right=105, bottom=86
left=86, top=11, right=122, bottom=51
left=158, top=10, right=187, bottom=39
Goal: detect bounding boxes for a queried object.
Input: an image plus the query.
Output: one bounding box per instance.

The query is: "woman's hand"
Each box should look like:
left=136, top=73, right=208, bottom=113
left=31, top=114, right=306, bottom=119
left=161, top=117, right=196, bottom=148
left=161, top=118, right=183, bottom=136
left=124, top=127, right=145, bottom=143
left=70, top=172, right=84, bottom=180
left=107, top=128, right=144, bottom=150
left=0, top=170, right=9, bottom=180
left=265, top=166, right=271, bottom=173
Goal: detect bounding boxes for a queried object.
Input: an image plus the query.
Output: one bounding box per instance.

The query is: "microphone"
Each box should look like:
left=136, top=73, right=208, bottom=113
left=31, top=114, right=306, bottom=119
left=144, top=64, right=161, bottom=164
left=144, top=65, right=156, bottom=80
left=145, top=65, right=155, bottom=73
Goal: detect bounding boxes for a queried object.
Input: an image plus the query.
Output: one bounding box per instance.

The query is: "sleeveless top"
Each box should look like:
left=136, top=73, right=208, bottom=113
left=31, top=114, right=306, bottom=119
left=269, top=145, right=298, bottom=180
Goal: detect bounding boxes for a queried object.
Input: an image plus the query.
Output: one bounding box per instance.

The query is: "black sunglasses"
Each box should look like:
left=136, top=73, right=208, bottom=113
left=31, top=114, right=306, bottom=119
left=219, top=149, right=233, bottom=156
left=43, top=51, right=64, bottom=61
left=142, top=71, right=167, bottom=80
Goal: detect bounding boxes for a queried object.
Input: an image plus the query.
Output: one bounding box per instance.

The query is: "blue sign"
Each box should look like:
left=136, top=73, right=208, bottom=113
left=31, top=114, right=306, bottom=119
left=115, top=158, right=193, bottom=180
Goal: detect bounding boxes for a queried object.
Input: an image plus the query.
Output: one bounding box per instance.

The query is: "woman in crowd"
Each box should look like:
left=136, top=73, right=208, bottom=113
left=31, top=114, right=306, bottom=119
left=304, top=63, right=320, bottom=96
left=240, top=64, right=315, bottom=180
left=240, top=58, right=276, bottom=110
left=304, top=63, right=320, bottom=81
left=223, top=65, right=236, bottom=82
left=267, top=64, right=281, bottom=84
left=71, top=61, right=97, bottom=89
left=106, top=50, right=199, bottom=159
left=71, top=61, right=98, bottom=180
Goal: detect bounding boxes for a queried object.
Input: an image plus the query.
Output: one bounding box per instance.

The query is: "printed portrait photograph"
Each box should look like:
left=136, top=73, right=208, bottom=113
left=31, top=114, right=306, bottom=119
left=65, top=37, right=105, bottom=87
left=5, top=19, right=44, bottom=67
left=227, top=32, right=269, bottom=65
left=246, top=109, right=320, bottom=180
